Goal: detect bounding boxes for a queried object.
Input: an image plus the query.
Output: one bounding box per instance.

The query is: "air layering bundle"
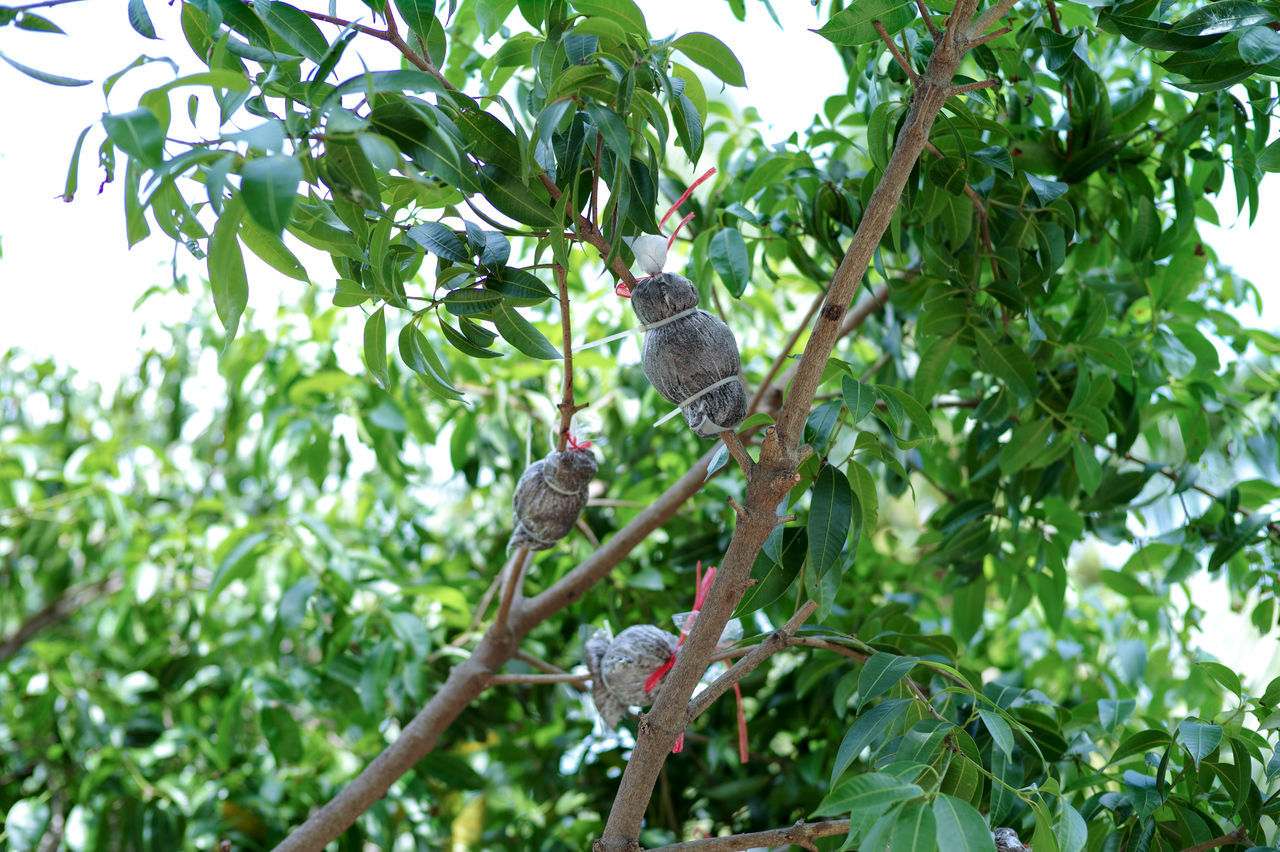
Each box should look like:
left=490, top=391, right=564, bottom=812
left=508, top=444, right=596, bottom=551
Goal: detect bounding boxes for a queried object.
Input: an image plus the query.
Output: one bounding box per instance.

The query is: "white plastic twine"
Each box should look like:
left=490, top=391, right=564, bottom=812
left=577, top=307, right=698, bottom=352
left=653, top=375, right=743, bottom=427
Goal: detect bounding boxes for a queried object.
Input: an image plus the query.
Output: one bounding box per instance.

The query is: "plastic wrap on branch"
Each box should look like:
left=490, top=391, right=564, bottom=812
left=509, top=445, right=597, bottom=551
left=584, top=625, right=679, bottom=728
left=993, top=827, right=1030, bottom=851
left=631, top=272, right=747, bottom=438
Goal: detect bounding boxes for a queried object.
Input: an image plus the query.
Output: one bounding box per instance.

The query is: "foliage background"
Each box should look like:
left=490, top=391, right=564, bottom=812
left=2, top=0, right=1280, bottom=850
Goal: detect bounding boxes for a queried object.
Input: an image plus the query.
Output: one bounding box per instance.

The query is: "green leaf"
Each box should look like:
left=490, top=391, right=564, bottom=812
left=572, top=0, right=647, bottom=37
left=208, top=199, right=249, bottom=348
left=737, top=526, right=807, bottom=616
left=1073, top=441, right=1103, bottom=495
left=394, top=0, right=435, bottom=43
left=814, top=771, right=923, bottom=818
left=1025, top=173, right=1068, bottom=204
left=261, top=705, right=303, bottom=765
left=492, top=302, right=561, bottom=359
left=239, top=212, right=309, bottom=282
left=1177, top=721, right=1223, bottom=768
left=932, top=795, right=993, bottom=852
left=585, top=102, right=631, bottom=163
left=808, top=464, right=853, bottom=583
left=399, top=324, right=466, bottom=399
left=103, top=107, right=166, bottom=166
left=1258, top=138, right=1280, bottom=172
left=256, top=1, right=330, bottom=62
left=1195, top=661, right=1243, bottom=695
left=0, top=52, right=90, bottom=86
left=407, top=222, right=472, bottom=262
left=477, top=165, right=558, bottom=227
left=891, top=803, right=936, bottom=852
left=858, top=653, right=919, bottom=708
left=239, top=155, right=302, bottom=234
left=843, top=376, right=877, bottom=423
left=875, top=385, right=936, bottom=439
left=61, top=124, right=93, bottom=201
left=709, top=227, right=750, bottom=296
left=671, top=91, right=703, bottom=162
left=813, top=0, right=915, bottom=46
left=1172, top=1, right=1274, bottom=36
left=127, top=0, right=158, bottom=38
left=979, top=708, right=1015, bottom=757
left=444, top=288, right=503, bottom=316
left=15, top=12, right=63, bottom=32
left=1239, top=26, right=1280, bottom=62
left=831, top=699, right=913, bottom=784
left=1056, top=803, right=1087, bottom=852
left=671, top=32, right=746, bottom=87
left=999, top=417, right=1056, bottom=475
left=975, top=328, right=1037, bottom=400
left=209, top=530, right=271, bottom=598
left=486, top=267, right=554, bottom=306
left=364, top=306, right=390, bottom=387
left=928, top=156, right=968, bottom=195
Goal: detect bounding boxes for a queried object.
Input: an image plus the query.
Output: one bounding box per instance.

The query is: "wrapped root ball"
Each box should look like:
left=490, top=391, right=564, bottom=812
left=585, top=625, right=679, bottom=727
left=509, top=446, right=597, bottom=551
left=993, top=828, right=1028, bottom=852
left=631, top=272, right=747, bottom=438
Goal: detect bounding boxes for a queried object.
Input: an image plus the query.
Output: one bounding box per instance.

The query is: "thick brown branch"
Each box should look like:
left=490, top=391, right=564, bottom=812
left=720, top=430, right=754, bottom=475
left=686, top=601, right=818, bottom=722
left=647, top=819, right=851, bottom=852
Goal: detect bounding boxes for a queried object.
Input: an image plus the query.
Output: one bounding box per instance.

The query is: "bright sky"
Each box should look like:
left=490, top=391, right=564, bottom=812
left=0, top=2, right=1275, bottom=680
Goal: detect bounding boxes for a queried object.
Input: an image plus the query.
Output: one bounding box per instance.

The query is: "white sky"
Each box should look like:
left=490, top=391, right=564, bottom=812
left=0, top=2, right=1275, bottom=679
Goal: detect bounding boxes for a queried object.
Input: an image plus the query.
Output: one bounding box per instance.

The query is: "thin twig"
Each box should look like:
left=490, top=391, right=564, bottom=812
left=299, top=7, right=455, bottom=90
left=539, top=175, right=638, bottom=293
left=514, top=650, right=567, bottom=674
left=554, top=263, right=585, bottom=451
left=875, top=21, right=921, bottom=85
left=951, top=78, right=1001, bottom=95
left=489, top=672, right=590, bottom=685
left=915, top=0, right=942, bottom=37
left=686, top=602, right=818, bottom=722
left=1176, top=826, right=1253, bottom=852
left=720, top=430, right=754, bottom=475
left=493, top=549, right=531, bottom=635
left=646, top=819, right=851, bottom=852
left=970, top=25, right=1012, bottom=47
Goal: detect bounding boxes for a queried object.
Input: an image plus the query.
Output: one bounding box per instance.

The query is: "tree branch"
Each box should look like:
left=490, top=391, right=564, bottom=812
left=686, top=601, right=818, bottom=722
left=493, top=548, right=532, bottom=636
left=646, top=819, right=851, bottom=852
left=0, top=575, right=122, bottom=664
left=539, top=174, right=638, bottom=293
left=554, top=263, right=586, bottom=450
left=876, top=21, right=920, bottom=85
left=1176, top=825, right=1253, bottom=852
left=489, top=671, right=589, bottom=686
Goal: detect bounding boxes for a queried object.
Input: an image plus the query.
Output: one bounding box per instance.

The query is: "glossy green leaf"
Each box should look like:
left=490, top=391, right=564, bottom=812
left=813, top=0, right=915, bottom=46
left=364, top=306, right=390, bottom=387
left=407, top=222, right=472, bottom=262
left=492, top=302, right=561, bottom=359
left=932, top=795, right=993, bottom=852
left=400, top=324, right=466, bottom=399
left=128, top=0, right=159, bottom=39
left=858, top=653, right=919, bottom=708
left=256, top=1, right=329, bottom=62
left=239, top=155, right=301, bottom=234
left=572, top=0, right=646, bottom=36
left=808, top=464, right=853, bottom=583
left=671, top=32, right=746, bottom=87
left=709, top=227, right=750, bottom=296
left=891, top=803, right=936, bottom=852
left=0, top=52, right=91, bottom=86
left=1171, top=1, right=1274, bottom=37
left=814, top=771, right=923, bottom=817
left=208, top=199, right=248, bottom=348
left=103, top=107, right=166, bottom=165
left=1177, top=720, right=1223, bottom=767
left=843, top=376, right=876, bottom=423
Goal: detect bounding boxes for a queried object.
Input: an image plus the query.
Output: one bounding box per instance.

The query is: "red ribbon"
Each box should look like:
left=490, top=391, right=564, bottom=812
left=642, top=561, right=749, bottom=763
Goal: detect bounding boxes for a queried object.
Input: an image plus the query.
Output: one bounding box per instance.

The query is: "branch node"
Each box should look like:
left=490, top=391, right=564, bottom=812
left=719, top=429, right=755, bottom=475
left=914, top=0, right=942, bottom=36
left=950, top=77, right=1002, bottom=97
left=727, top=497, right=748, bottom=521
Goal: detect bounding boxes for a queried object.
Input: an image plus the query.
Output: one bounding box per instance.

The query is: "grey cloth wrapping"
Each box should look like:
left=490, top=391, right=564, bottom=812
left=509, top=447, right=596, bottom=551
left=631, top=272, right=747, bottom=438
left=584, top=624, right=679, bottom=728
